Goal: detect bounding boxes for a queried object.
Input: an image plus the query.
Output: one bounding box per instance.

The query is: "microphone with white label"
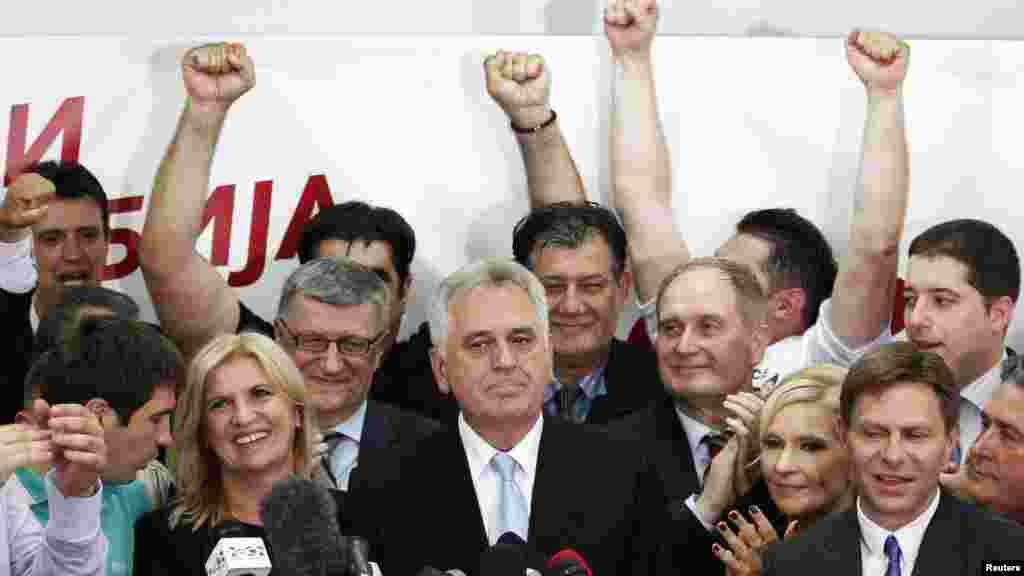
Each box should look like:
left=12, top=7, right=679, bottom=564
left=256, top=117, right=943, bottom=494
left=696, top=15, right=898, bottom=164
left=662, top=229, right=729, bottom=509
left=204, top=521, right=272, bottom=576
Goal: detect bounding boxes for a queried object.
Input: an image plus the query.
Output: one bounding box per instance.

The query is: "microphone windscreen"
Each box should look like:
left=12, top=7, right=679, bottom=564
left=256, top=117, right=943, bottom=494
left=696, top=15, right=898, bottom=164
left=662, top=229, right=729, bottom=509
left=545, top=549, right=593, bottom=576
left=478, top=541, right=527, bottom=576
left=414, top=568, right=446, bottom=576
left=496, top=532, right=527, bottom=546
left=260, top=475, right=348, bottom=576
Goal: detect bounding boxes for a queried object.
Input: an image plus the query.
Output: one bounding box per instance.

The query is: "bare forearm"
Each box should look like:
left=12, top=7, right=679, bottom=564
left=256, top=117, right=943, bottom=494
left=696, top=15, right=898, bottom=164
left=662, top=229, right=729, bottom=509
left=516, top=117, right=587, bottom=208
left=612, top=54, right=686, bottom=302
left=142, top=100, right=226, bottom=263
left=831, top=90, right=908, bottom=343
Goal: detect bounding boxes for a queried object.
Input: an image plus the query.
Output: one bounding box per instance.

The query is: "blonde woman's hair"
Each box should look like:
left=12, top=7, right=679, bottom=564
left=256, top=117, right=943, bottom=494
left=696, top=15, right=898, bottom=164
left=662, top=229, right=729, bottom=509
left=758, top=364, right=847, bottom=442
left=170, top=332, right=315, bottom=530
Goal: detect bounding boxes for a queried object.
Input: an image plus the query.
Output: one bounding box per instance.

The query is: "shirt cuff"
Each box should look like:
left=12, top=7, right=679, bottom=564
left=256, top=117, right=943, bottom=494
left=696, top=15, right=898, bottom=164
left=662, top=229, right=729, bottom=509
left=0, top=235, right=36, bottom=294
left=44, top=471, right=103, bottom=542
left=638, top=297, right=657, bottom=342
left=684, top=493, right=716, bottom=532
left=815, top=298, right=895, bottom=367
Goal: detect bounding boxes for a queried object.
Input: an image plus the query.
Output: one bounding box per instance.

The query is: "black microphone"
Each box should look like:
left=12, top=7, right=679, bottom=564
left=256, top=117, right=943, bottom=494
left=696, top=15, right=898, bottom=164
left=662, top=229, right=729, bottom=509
left=348, top=536, right=372, bottom=576
left=260, top=475, right=349, bottom=576
left=543, top=549, right=592, bottom=576
left=478, top=532, right=529, bottom=576
left=414, top=568, right=467, bottom=576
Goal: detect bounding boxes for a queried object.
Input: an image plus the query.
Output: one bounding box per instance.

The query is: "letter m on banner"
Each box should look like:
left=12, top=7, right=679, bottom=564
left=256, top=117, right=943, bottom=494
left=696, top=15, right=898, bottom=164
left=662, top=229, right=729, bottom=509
left=5, top=97, right=84, bottom=185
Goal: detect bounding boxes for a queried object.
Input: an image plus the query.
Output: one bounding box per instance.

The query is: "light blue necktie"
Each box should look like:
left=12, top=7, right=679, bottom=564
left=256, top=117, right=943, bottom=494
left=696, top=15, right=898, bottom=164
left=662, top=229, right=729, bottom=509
left=884, top=535, right=902, bottom=576
left=491, top=452, right=528, bottom=542
left=324, top=432, right=358, bottom=490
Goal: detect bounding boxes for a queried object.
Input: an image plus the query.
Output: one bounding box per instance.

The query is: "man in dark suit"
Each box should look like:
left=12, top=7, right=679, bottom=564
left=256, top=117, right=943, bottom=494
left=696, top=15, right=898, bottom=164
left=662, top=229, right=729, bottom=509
left=0, top=162, right=111, bottom=423
left=610, top=256, right=783, bottom=576
left=762, top=342, right=1024, bottom=575
left=349, top=258, right=673, bottom=576
left=269, top=256, right=438, bottom=493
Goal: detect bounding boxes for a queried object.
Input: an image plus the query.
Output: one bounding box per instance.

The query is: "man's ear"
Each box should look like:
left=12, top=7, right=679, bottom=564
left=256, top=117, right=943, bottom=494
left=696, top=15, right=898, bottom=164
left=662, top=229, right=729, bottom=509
left=748, top=320, right=770, bottom=367
left=987, top=296, right=1014, bottom=335
left=771, top=288, right=807, bottom=326
left=430, top=347, right=450, bottom=396
left=85, top=398, right=113, bottom=426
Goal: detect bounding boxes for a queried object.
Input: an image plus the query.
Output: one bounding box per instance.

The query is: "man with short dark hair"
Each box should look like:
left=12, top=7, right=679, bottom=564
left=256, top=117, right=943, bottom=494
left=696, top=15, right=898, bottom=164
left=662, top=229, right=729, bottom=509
left=18, top=318, right=179, bottom=576
left=903, top=218, right=1020, bottom=464
left=0, top=161, right=112, bottom=423
left=941, top=355, right=1024, bottom=525
left=762, top=342, right=1024, bottom=575
left=32, top=285, right=140, bottom=365
left=486, top=50, right=663, bottom=424
left=506, top=202, right=662, bottom=424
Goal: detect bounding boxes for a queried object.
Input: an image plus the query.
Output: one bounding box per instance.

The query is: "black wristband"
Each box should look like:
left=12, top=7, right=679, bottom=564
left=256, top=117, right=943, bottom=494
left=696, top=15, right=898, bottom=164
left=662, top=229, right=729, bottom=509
left=510, top=110, right=557, bottom=134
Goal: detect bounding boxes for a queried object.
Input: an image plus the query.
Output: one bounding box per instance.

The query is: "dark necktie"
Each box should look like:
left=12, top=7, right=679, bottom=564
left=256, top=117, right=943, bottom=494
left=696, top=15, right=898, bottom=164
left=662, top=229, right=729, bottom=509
left=320, top=431, right=346, bottom=488
left=701, top=433, right=730, bottom=486
left=556, top=385, right=582, bottom=423
left=884, top=535, right=902, bottom=576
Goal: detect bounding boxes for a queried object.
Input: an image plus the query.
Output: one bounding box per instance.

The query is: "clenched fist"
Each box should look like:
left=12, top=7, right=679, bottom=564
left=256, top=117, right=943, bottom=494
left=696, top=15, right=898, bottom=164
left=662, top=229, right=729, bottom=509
left=182, top=42, right=255, bottom=117
left=847, top=30, right=909, bottom=94
left=0, top=172, right=56, bottom=235
left=484, top=51, right=552, bottom=131
left=604, top=0, right=659, bottom=60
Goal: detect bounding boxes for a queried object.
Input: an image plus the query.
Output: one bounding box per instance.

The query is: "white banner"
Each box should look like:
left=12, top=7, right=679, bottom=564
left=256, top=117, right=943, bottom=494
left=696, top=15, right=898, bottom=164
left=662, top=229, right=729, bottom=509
left=2, top=36, right=1022, bottom=347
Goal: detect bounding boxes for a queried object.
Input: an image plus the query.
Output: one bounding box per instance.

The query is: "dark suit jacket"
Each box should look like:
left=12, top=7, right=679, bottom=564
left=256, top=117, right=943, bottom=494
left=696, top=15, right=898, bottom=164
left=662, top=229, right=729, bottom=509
left=0, top=287, right=33, bottom=424
left=609, top=395, right=784, bottom=576
left=318, top=400, right=441, bottom=493
left=133, top=490, right=349, bottom=576
left=762, top=490, right=1024, bottom=575
left=585, top=337, right=664, bottom=426
left=347, top=419, right=673, bottom=576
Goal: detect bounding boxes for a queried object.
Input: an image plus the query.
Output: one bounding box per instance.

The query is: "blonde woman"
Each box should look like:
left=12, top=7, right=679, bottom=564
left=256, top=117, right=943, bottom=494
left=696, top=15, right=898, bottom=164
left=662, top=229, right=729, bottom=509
left=715, top=365, right=854, bottom=575
left=134, top=332, right=326, bottom=576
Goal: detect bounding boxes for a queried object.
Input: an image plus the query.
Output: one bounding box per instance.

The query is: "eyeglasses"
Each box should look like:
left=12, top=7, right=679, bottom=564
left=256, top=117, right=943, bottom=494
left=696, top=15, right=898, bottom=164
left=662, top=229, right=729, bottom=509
left=276, top=318, right=387, bottom=357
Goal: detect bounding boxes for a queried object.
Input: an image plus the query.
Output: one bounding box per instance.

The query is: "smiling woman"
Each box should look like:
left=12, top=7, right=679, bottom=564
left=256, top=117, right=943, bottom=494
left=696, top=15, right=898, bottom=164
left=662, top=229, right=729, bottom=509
left=133, top=332, right=323, bottom=576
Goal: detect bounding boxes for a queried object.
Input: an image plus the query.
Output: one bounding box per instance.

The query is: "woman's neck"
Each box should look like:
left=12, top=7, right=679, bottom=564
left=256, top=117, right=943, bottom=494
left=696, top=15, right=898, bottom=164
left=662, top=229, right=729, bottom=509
left=221, top=468, right=292, bottom=525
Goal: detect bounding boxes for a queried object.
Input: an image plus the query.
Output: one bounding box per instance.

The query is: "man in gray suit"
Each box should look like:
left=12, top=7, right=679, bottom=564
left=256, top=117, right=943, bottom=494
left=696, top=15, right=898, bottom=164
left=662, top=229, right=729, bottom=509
left=762, top=342, right=1023, bottom=575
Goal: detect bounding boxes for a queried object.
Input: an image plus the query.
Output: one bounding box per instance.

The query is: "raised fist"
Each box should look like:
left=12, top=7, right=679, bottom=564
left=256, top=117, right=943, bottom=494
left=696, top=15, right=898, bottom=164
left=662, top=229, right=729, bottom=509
left=484, top=51, right=551, bottom=130
left=182, top=42, right=256, bottom=115
left=604, top=0, right=659, bottom=59
left=847, top=30, right=909, bottom=94
left=0, top=173, right=56, bottom=231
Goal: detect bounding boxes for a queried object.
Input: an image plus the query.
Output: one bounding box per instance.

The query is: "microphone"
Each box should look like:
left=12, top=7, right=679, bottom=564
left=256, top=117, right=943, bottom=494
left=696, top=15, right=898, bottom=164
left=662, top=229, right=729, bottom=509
left=260, top=475, right=349, bottom=576
left=414, top=569, right=467, bottom=576
left=544, top=549, right=592, bottom=576
left=478, top=533, right=529, bottom=576
left=204, top=521, right=271, bottom=576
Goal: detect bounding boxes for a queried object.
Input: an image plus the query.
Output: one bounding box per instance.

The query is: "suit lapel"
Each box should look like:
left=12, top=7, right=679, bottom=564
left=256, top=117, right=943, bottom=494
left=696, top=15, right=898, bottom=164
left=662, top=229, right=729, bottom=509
left=655, top=397, right=700, bottom=499
left=822, top=508, right=864, bottom=576
left=442, top=428, right=489, bottom=551
left=529, top=420, right=572, bottom=543
left=590, top=339, right=660, bottom=424
left=911, top=493, right=963, bottom=576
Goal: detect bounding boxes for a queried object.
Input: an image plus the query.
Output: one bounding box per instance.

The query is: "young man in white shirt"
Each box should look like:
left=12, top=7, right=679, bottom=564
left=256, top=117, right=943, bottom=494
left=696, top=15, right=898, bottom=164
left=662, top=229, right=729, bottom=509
left=761, top=342, right=1023, bottom=575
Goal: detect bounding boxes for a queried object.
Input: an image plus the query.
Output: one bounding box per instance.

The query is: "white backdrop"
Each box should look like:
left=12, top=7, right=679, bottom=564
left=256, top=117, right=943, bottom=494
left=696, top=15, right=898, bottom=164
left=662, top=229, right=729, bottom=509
left=1, top=35, right=1022, bottom=348
left=2, top=1, right=1024, bottom=39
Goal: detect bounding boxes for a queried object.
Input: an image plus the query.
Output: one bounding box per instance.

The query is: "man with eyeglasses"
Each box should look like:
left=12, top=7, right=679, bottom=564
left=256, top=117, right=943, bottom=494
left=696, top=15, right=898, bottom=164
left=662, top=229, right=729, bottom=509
left=273, top=257, right=439, bottom=491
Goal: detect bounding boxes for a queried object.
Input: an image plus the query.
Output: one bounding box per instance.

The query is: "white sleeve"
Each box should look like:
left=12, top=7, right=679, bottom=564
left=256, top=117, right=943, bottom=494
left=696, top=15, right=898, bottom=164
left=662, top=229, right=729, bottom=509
left=7, top=471, right=107, bottom=576
left=0, top=236, right=36, bottom=295
left=803, top=297, right=895, bottom=368
left=638, top=298, right=658, bottom=343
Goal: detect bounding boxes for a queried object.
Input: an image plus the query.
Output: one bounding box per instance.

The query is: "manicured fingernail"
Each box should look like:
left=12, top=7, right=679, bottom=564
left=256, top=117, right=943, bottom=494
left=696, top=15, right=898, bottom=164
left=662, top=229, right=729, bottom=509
left=749, top=505, right=761, bottom=515
left=728, top=510, right=739, bottom=520
left=717, top=522, right=728, bottom=531
left=712, top=543, right=721, bottom=553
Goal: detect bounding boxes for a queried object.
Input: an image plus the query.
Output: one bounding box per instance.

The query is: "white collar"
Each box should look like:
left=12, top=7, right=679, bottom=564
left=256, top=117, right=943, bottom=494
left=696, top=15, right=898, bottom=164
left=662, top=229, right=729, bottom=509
left=961, top=352, right=1007, bottom=411
left=458, top=412, right=544, bottom=485
left=674, top=401, right=717, bottom=459
left=857, top=488, right=941, bottom=569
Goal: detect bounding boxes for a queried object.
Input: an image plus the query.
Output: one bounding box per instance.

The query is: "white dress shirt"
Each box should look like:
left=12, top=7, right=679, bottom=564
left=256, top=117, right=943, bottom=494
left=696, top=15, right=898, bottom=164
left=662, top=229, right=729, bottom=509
left=675, top=405, right=724, bottom=531
left=326, top=399, right=368, bottom=490
left=458, top=413, right=543, bottom=545
left=857, top=488, right=941, bottom=576
left=959, top=355, right=1005, bottom=464
left=0, top=469, right=107, bottom=576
